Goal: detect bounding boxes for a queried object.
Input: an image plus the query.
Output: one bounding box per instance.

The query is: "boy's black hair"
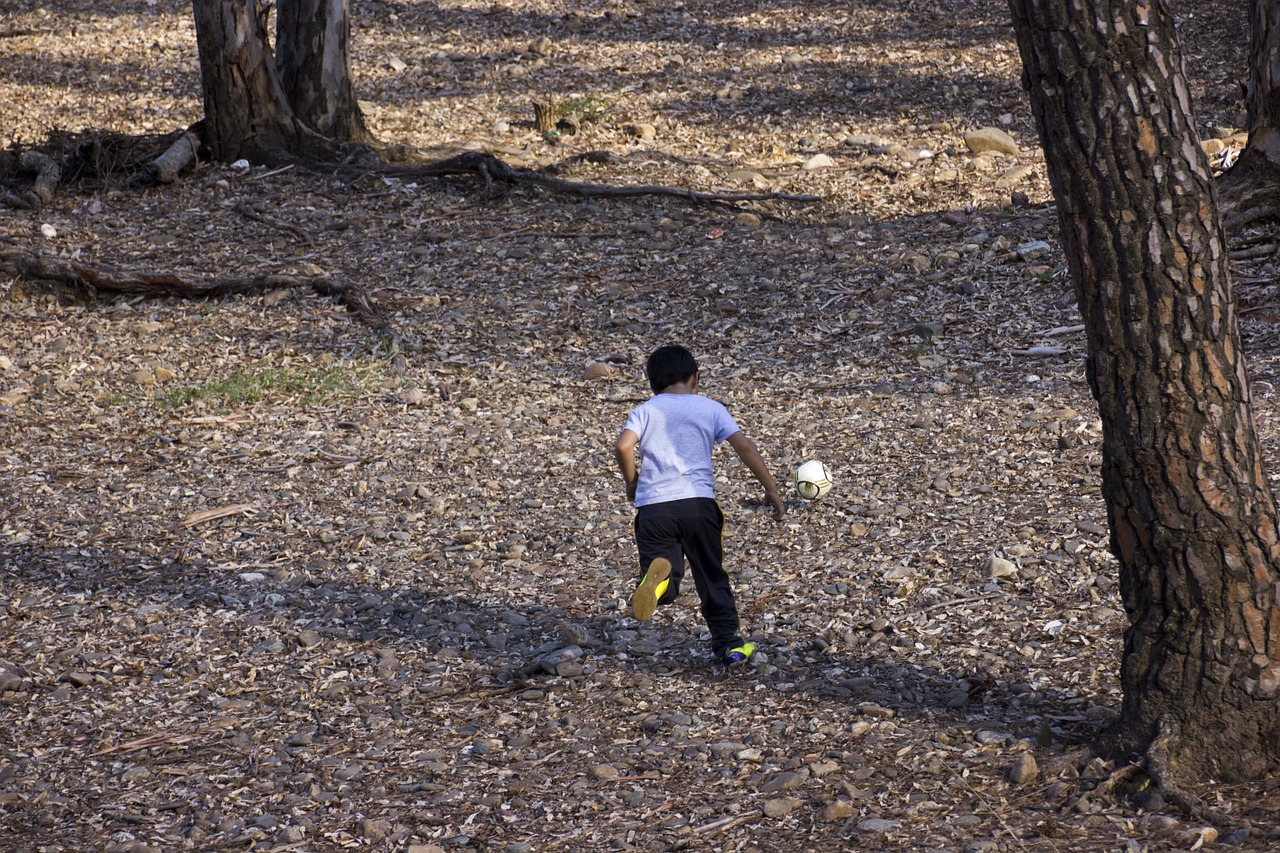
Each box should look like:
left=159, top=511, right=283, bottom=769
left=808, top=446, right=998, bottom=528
left=646, top=345, right=699, bottom=392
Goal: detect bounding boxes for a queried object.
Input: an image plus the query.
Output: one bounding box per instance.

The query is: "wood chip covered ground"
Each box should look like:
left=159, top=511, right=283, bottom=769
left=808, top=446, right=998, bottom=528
left=5, top=0, right=1280, bottom=850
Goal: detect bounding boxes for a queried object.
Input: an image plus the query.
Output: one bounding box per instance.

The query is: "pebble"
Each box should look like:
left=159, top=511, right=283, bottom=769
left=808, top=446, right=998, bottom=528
left=817, top=799, right=855, bottom=821
left=986, top=555, right=1018, bottom=582
left=1008, top=752, right=1038, bottom=784
left=590, top=764, right=619, bottom=780
left=1015, top=240, right=1052, bottom=261
left=802, top=153, right=836, bottom=170
left=762, top=797, right=798, bottom=817
left=857, top=818, right=901, bottom=832
left=40, top=223, right=57, bottom=239
left=760, top=771, right=805, bottom=792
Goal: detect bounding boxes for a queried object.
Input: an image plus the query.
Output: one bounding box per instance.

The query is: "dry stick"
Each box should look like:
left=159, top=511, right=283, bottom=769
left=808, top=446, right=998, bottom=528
left=235, top=200, right=316, bottom=246
left=170, top=502, right=259, bottom=531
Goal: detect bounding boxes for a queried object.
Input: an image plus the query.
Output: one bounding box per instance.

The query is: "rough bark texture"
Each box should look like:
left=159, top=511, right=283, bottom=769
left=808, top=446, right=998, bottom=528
left=1009, top=0, right=1280, bottom=781
left=1219, top=0, right=1280, bottom=228
left=275, top=0, right=373, bottom=144
left=1247, top=0, right=1280, bottom=137
left=190, top=0, right=302, bottom=163
left=190, top=0, right=364, bottom=165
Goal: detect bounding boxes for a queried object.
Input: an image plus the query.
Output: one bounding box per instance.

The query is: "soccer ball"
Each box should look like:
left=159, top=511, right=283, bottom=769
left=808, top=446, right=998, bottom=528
left=795, top=460, right=834, bottom=501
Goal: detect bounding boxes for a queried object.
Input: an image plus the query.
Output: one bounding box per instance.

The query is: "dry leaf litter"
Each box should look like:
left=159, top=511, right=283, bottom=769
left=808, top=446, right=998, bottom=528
left=3, top=0, right=1280, bottom=851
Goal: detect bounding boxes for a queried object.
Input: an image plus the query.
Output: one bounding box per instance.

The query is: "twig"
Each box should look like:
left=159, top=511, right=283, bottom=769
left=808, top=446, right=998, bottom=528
left=691, top=812, right=757, bottom=835
left=170, top=502, right=259, bottom=531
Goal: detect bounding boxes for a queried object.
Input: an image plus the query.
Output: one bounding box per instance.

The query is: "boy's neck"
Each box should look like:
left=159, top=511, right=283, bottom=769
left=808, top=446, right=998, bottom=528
left=658, top=378, right=696, bottom=395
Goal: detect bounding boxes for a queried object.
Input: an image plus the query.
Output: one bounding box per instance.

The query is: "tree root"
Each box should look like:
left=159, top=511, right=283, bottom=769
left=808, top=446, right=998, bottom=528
left=356, top=151, right=822, bottom=214
left=1144, top=716, right=1237, bottom=828
left=0, top=249, right=394, bottom=342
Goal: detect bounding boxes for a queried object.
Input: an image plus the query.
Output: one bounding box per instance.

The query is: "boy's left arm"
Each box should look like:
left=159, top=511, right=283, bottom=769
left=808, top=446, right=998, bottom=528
left=726, top=431, right=785, bottom=521
left=615, top=429, right=640, bottom=503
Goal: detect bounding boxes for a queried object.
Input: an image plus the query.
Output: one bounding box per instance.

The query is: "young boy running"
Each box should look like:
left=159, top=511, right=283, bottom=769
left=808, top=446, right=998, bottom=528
left=614, top=345, right=786, bottom=667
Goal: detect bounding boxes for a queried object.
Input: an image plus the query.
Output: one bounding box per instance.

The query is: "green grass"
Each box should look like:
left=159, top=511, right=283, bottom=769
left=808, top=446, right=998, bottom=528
left=159, top=365, right=386, bottom=411
left=558, top=92, right=613, bottom=124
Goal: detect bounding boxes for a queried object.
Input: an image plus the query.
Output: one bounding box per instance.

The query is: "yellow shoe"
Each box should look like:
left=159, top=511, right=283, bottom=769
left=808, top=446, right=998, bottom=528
left=721, top=642, right=756, bottom=667
left=632, top=558, right=672, bottom=622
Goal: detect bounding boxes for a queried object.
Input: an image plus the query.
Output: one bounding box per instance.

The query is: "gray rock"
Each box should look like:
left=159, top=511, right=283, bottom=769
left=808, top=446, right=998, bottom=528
left=536, top=645, right=583, bottom=674
left=760, top=771, right=805, bottom=792
left=857, top=818, right=901, bottom=832
left=1015, top=240, right=1052, bottom=261
left=763, top=797, right=797, bottom=817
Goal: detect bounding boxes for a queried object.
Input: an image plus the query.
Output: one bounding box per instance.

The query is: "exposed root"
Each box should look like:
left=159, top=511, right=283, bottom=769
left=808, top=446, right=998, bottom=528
left=0, top=249, right=395, bottom=344
left=1144, top=717, right=1237, bottom=828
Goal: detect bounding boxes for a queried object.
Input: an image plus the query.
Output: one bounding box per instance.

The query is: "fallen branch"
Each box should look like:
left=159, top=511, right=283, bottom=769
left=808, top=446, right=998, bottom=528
left=148, top=130, right=199, bottom=184
left=1, top=150, right=61, bottom=209
left=0, top=248, right=392, bottom=335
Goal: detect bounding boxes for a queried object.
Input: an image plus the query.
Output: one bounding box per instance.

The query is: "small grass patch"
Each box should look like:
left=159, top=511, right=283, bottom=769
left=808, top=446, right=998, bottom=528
left=159, top=365, right=386, bottom=411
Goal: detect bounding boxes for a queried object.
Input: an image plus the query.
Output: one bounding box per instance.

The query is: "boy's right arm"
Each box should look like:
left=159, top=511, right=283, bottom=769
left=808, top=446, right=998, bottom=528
left=615, top=429, right=639, bottom=504
left=726, top=431, right=785, bottom=521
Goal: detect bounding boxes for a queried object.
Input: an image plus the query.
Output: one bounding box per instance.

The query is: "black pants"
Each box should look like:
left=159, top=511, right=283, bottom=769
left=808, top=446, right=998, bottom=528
left=634, top=497, right=743, bottom=655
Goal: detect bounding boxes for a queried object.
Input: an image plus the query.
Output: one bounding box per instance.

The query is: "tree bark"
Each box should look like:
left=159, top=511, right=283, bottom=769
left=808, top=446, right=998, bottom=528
left=1009, top=0, right=1280, bottom=781
left=190, top=0, right=303, bottom=163
left=1218, top=0, right=1280, bottom=228
left=276, top=0, right=373, bottom=144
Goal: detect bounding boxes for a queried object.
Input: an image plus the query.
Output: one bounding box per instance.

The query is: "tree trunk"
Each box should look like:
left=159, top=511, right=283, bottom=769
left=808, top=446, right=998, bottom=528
left=1008, top=0, right=1280, bottom=782
left=276, top=0, right=374, bottom=144
left=190, top=0, right=303, bottom=163
left=1217, top=0, right=1280, bottom=227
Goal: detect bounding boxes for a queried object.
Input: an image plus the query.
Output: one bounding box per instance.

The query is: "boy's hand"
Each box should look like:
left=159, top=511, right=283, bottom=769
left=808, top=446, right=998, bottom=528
left=765, top=488, right=785, bottom=521
left=626, top=479, right=637, bottom=503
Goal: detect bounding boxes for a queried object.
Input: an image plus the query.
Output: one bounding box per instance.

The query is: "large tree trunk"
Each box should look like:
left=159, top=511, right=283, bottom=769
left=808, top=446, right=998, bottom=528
left=1220, top=0, right=1280, bottom=227
left=276, top=0, right=373, bottom=144
left=1009, top=0, right=1280, bottom=782
left=190, top=0, right=368, bottom=165
left=190, top=0, right=304, bottom=163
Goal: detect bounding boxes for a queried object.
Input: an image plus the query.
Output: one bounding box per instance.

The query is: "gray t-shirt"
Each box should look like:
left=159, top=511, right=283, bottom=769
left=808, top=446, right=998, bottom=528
left=623, top=393, right=741, bottom=507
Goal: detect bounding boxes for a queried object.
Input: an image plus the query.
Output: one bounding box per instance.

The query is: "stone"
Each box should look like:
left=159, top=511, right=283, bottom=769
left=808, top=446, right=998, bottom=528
left=584, top=361, right=616, bottom=380
left=536, top=645, right=583, bottom=674
left=802, top=153, right=836, bottom=170
left=986, top=555, right=1018, bottom=582
left=760, top=771, right=805, bottom=792
left=1009, top=752, right=1038, bottom=785
left=964, top=127, right=1019, bottom=155
left=762, top=797, right=797, bottom=817
left=629, top=123, right=657, bottom=141
left=590, top=764, right=620, bottom=780
left=857, top=818, right=901, bottom=832
left=817, top=799, right=855, bottom=821
left=1015, top=240, right=1052, bottom=261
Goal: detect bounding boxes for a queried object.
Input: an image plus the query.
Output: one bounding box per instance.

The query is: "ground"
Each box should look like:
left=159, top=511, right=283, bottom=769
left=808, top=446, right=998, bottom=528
left=4, top=0, right=1280, bottom=851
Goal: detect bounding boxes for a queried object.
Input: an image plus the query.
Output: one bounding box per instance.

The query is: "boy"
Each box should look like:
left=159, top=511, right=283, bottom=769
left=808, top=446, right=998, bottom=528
left=614, top=345, right=786, bottom=667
